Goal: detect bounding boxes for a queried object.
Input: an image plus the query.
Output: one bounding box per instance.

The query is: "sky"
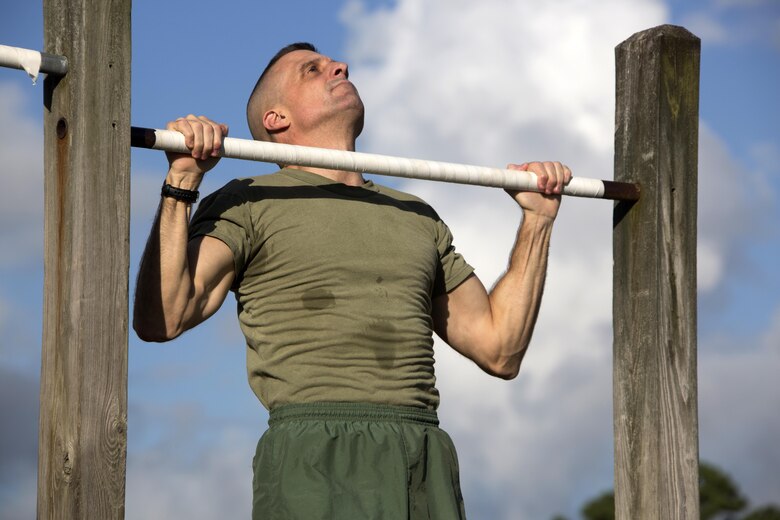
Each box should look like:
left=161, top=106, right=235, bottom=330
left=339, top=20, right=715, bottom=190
left=1, top=0, right=779, bottom=519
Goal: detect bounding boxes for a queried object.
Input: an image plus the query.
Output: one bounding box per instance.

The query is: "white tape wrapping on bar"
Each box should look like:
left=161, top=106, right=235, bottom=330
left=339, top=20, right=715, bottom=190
left=0, top=45, right=42, bottom=83
left=147, top=128, right=606, bottom=197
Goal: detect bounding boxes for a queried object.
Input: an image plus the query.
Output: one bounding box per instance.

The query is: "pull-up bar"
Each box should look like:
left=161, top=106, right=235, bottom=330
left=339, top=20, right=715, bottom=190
left=0, top=43, right=640, bottom=201
left=0, top=44, right=68, bottom=81
left=132, top=127, right=640, bottom=201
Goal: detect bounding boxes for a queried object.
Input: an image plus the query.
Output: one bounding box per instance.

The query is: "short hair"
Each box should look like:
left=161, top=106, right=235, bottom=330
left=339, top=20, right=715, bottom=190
left=246, top=42, right=318, bottom=141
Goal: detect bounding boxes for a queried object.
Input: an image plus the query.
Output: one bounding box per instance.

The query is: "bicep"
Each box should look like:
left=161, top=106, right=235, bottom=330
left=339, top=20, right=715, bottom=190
left=184, top=235, right=236, bottom=329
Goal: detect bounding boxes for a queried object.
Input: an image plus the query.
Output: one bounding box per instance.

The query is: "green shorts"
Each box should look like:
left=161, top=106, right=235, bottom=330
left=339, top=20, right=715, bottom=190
left=252, top=402, right=466, bottom=519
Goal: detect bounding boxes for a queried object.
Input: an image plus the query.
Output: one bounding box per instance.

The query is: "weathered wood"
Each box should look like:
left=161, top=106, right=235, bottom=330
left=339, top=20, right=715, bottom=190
left=613, top=25, right=700, bottom=519
left=39, top=1, right=131, bottom=518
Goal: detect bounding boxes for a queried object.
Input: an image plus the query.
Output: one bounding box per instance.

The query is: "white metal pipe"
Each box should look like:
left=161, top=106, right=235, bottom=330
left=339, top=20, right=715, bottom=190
left=131, top=127, right=639, bottom=201
left=0, top=44, right=637, bottom=200
left=0, top=45, right=68, bottom=81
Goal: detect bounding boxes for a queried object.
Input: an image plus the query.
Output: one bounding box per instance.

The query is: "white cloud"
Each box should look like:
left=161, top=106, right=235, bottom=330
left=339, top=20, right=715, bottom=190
left=342, top=0, right=668, bottom=517
left=0, top=80, right=43, bottom=514
left=345, top=0, right=669, bottom=164
left=681, top=0, right=780, bottom=49
left=341, top=0, right=779, bottom=517
left=0, top=464, right=36, bottom=520
left=714, top=0, right=773, bottom=7
left=0, top=82, right=44, bottom=268
left=1, top=1, right=777, bottom=518
left=0, top=364, right=39, bottom=520
left=680, top=11, right=731, bottom=44
left=126, top=407, right=256, bottom=520
left=406, top=178, right=617, bottom=517
left=697, top=123, right=774, bottom=294
left=698, top=304, right=780, bottom=507
left=748, top=140, right=780, bottom=183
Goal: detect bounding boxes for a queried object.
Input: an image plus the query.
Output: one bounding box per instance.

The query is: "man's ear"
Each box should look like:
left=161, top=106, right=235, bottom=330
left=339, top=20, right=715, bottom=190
left=263, top=110, right=290, bottom=134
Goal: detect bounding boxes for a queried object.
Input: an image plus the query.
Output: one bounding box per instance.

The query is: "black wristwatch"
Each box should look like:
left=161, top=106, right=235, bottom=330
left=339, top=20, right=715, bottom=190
left=161, top=183, right=199, bottom=204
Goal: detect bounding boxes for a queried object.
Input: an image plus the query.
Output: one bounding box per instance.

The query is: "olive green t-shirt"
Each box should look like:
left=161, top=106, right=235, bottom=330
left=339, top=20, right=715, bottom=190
left=189, top=168, right=473, bottom=410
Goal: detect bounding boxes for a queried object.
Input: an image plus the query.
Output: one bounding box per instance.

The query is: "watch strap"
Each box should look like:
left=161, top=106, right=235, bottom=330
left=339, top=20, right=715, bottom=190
left=161, top=183, right=199, bottom=204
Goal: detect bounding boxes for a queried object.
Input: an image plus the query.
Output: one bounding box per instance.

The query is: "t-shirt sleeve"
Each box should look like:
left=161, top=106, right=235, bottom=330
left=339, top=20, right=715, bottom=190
left=189, top=181, right=254, bottom=285
left=432, top=217, right=474, bottom=296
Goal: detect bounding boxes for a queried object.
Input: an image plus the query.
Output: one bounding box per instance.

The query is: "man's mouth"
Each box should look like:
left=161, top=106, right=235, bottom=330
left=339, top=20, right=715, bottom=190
left=329, top=79, right=354, bottom=91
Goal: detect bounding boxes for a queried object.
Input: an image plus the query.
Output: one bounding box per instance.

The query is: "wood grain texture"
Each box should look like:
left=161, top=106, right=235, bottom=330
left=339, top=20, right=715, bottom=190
left=39, top=1, right=131, bottom=518
left=613, top=25, right=700, bottom=520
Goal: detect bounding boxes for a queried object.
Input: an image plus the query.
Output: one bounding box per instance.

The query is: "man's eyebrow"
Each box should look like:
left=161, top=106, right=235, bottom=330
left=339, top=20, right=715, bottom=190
left=299, top=58, right=325, bottom=75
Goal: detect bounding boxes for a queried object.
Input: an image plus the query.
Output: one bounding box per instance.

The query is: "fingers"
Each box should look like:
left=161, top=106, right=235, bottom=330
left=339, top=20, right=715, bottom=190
left=515, top=161, right=571, bottom=195
left=165, top=115, right=229, bottom=161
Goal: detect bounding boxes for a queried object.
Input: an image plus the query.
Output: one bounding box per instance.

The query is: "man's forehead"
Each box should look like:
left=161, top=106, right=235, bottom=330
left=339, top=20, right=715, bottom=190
left=276, top=49, right=330, bottom=70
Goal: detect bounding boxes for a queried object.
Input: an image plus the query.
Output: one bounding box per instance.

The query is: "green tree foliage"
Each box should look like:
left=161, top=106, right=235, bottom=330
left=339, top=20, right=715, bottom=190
left=570, top=462, right=778, bottom=520
left=743, top=506, right=780, bottom=520
left=581, top=491, right=614, bottom=520
left=700, top=462, right=748, bottom=519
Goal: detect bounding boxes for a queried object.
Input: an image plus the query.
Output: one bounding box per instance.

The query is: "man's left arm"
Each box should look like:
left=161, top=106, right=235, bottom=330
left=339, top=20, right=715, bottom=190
left=431, top=161, right=571, bottom=379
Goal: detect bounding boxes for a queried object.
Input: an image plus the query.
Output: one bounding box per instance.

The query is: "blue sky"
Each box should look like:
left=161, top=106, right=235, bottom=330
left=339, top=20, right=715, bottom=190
left=1, top=0, right=779, bottom=518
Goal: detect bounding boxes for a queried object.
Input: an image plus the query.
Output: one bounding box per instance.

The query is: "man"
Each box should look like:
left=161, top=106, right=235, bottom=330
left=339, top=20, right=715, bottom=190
left=134, top=42, right=571, bottom=519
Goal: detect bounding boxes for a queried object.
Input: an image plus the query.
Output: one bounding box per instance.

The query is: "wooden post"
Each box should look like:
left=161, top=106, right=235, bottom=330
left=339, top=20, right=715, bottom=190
left=39, top=0, right=131, bottom=518
left=613, top=25, right=700, bottom=519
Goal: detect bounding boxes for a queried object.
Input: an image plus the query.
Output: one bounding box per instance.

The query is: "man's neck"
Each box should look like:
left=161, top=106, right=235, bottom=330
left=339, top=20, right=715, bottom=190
left=286, top=165, right=366, bottom=186
left=281, top=128, right=365, bottom=186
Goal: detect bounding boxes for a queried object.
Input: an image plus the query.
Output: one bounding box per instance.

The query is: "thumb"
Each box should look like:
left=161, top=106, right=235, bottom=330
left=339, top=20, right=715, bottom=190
left=507, top=162, right=529, bottom=171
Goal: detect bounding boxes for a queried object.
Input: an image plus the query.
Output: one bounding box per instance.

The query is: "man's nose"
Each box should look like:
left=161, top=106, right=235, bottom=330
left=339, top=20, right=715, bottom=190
left=330, top=61, right=349, bottom=79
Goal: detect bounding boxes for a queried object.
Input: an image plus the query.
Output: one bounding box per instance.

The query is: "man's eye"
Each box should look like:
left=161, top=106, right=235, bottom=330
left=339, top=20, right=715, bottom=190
left=308, top=65, right=318, bottom=73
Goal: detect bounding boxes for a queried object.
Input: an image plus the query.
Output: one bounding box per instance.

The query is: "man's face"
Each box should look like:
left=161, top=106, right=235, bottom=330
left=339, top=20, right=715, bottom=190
left=270, top=49, right=365, bottom=137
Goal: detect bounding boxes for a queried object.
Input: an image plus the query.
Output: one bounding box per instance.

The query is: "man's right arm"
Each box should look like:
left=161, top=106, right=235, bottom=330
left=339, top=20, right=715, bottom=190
left=133, top=115, right=235, bottom=342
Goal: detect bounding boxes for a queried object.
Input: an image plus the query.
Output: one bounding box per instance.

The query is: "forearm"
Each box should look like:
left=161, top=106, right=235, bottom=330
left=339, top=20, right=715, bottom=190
left=133, top=172, right=198, bottom=341
left=485, top=211, right=554, bottom=375
left=434, top=161, right=567, bottom=378
left=134, top=115, right=234, bottom=341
